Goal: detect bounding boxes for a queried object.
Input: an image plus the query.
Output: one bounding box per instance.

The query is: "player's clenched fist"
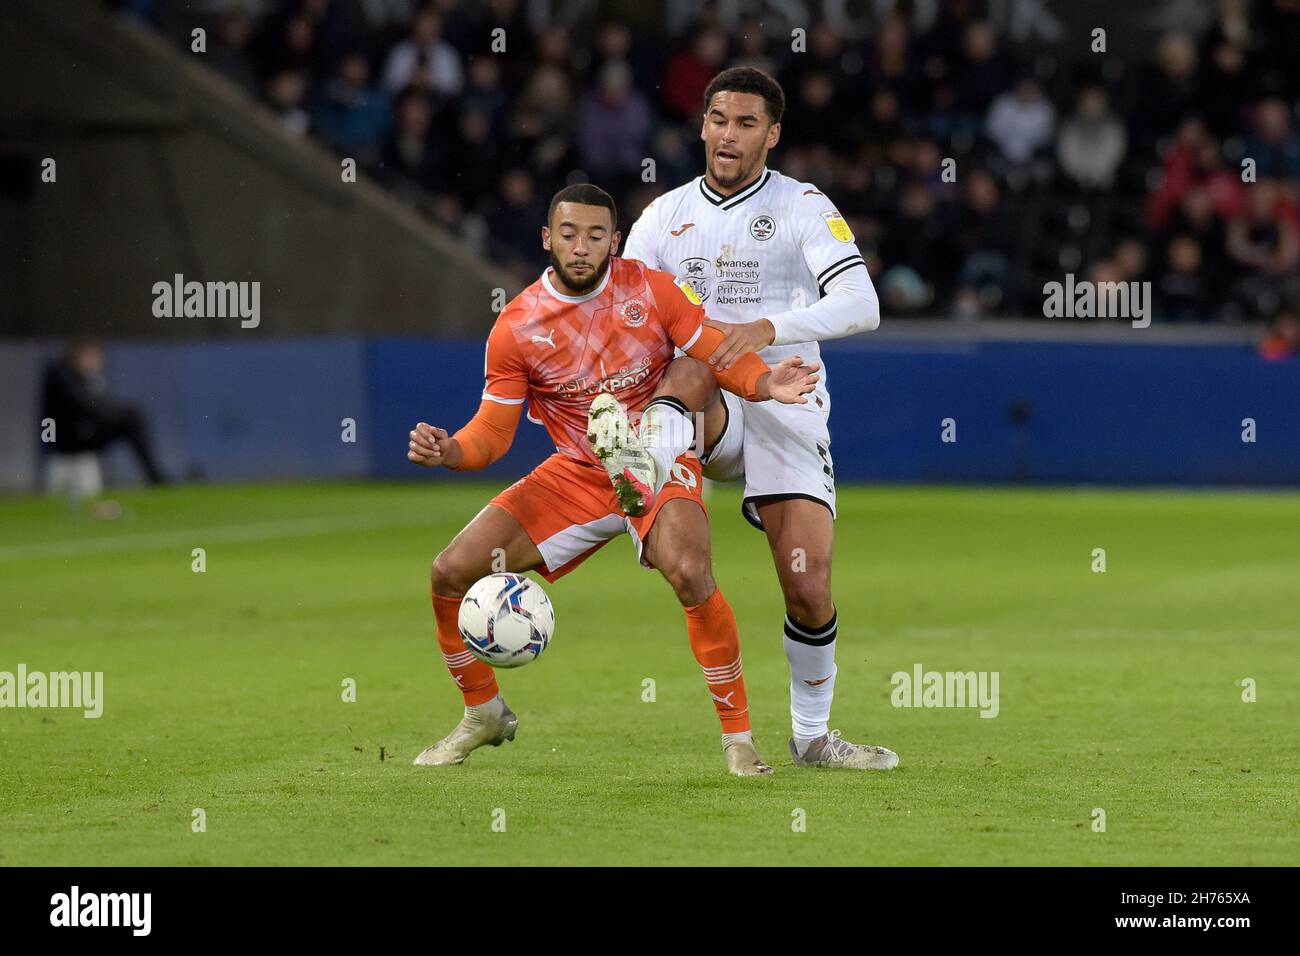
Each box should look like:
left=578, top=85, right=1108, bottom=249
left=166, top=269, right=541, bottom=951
left=408, top=422, right=462, bottom=469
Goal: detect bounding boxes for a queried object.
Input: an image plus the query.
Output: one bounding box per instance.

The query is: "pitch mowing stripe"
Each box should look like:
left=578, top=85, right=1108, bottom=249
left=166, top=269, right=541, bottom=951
left=0, top=512, right=421, bottom=562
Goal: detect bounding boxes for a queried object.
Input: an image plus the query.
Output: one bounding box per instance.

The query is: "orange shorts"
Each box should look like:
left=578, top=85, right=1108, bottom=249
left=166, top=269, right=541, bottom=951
left=490, top=452, right=706, bottom=582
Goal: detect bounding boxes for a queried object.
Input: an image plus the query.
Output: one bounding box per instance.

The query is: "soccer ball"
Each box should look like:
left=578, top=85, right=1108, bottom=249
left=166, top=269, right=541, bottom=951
left=458, top=573, right=555, bottom=668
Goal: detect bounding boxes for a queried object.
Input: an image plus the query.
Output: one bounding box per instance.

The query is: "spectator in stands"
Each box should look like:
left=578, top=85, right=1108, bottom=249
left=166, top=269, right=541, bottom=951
left=1155, top=235, right=1212, bottom=321
left=209, top=11, right=260, bottom=96
left=592, top=19, right=664, bottom=95
left=383, top=90, right=443, bottom=191
left=577, top=61, right=652, bottom=186
left=647, top=125, right=695, bottom=192
left=868, top=12, right=920, bottom=111
left=660, top=29, right=727, bottom=120
left=511, top=64, right=574, bottom=182
left=266, top=68, right=312, bottom=138
left=1244, top=98, right=1300, bottom=182
left=1113, top=238, right=1151, bottom=286
left=382, top=7, right=463, bottom=98
left=40, top=342, right=167, bottom=489
left=859, top=88, right=906, bottom=168
left=783, top=72, right=848, bottom=151
left=949, top=21, right=1011, bottom=134
left=881, top=182, right=954, bottom=304
left=1135, top=33, right=1200, bottom=152
left=1199, top=31, right=1251, bottom=137
left=954, top=168, right=1014, bottom=313
left=1056, top=86, right=1127, bottom=191
left=1145, top=119, right=1245, bottom=232
left=1225, top=177, right=1300, bottom=317
left=256, top=11, right=319, bottom=81
left=879, top=265, right=932, bottom=316
left=732, top=15, right=777, bottom=77
left=488, top=169, right=546, bottom=277
left=1188, top=192, right=1233, bottom=306
left=533, top=26, right=573, bottom=72
left=314, top=52, right=392, bottom=166
left=985, top=77, right=1056, bottom=167
left=449, top=107, right=501, bottom=211
left=460, top=56, right=507, bottom=138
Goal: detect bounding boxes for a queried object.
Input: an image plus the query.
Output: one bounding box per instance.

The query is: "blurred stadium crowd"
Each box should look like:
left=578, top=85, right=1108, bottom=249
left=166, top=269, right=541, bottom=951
left=123, top=0, right=1300, bottom=336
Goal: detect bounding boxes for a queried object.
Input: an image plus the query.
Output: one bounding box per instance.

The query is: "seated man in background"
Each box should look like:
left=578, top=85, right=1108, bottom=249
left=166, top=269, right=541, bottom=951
left=40, top=342, right=167, bottom=495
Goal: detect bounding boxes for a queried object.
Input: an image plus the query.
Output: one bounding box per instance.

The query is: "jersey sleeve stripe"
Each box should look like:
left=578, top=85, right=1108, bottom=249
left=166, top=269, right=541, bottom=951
left=817, top=254, right=864, bottom=283
left=817, top=258, right=867, bottom=295
left=681, top=326, right=703, bottom=352
left=482, top=391, right=526, bottom=405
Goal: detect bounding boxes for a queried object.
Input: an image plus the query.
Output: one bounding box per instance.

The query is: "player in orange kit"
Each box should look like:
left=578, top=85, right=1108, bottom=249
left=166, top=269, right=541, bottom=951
left=407, top=183, right=820, bottom=776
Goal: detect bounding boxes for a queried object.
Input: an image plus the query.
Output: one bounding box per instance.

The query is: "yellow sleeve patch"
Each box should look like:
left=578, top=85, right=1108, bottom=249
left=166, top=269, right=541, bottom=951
left=676, top=278, right=702, bottom=306
left=822, top=210, right=854, bottom=243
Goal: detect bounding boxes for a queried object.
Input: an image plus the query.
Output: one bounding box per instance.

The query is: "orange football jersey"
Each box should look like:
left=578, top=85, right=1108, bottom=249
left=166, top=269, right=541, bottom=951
left=481, top=257, right=711, bottom=465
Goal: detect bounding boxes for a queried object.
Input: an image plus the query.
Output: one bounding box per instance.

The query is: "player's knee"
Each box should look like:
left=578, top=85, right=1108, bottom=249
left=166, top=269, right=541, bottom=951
left=782, top=574, right=833, bottom=625
left=430, top=550, right=470, bottom=598
left=663, top=549, right=714, bottom=605
left=659, top=356, right=717, bottom=410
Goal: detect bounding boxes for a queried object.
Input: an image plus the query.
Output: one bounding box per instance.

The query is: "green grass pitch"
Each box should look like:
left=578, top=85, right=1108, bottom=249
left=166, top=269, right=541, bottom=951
left=0, top=481, right=1296, bottom=866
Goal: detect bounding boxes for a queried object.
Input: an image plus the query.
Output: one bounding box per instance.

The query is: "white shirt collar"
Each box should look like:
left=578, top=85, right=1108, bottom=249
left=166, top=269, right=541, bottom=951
left=699, top=166, right=773, bottom=209
left=540, top=264, right=611, bottom=303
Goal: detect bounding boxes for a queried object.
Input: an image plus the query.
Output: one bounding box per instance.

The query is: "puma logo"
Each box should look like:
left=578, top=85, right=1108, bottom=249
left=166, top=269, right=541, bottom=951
left=803, top=676, right=832, bottom=686
left=531, top=329, right=557, bottom=349
left=802, top=189, right=824, bottom=196
left=710, top=690, right=736, bottom=707
left=670, top=223, right=696, bottom=237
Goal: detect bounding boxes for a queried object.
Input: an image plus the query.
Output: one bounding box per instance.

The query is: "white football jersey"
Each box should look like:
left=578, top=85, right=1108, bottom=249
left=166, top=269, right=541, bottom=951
left=620, top=166, right=875, bottom=376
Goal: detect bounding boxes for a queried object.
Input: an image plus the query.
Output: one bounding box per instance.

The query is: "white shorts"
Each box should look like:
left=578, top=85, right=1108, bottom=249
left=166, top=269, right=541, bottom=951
left=700, top=377, right=836, bottom=531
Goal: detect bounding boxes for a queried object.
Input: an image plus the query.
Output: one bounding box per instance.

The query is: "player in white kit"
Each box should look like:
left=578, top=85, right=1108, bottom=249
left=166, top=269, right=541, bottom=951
left=620, top=67, right=898, bottom=770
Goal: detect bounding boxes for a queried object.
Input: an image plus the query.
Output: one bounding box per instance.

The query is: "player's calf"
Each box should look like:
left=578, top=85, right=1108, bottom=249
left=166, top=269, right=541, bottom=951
left=422, top=505, right=544, bottom=756
left=646, top=500, right=773, bottom=776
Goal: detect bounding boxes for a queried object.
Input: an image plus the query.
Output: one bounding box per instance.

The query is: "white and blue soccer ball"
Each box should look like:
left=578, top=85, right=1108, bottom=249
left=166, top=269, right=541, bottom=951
left=458, top=573, right=555, bottom=668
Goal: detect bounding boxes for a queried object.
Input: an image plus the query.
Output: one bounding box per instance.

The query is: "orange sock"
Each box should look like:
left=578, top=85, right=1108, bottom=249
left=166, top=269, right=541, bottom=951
left=432, top=591, right=500, bottom=706
left=684, top=587, right=751, bottom=733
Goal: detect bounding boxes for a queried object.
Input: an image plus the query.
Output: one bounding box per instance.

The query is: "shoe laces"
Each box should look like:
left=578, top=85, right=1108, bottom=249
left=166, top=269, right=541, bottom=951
left=821, top=729, right=858, bottom=761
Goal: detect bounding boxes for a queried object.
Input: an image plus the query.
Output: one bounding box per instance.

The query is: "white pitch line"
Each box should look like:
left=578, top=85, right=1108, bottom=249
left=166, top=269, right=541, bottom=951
left=0, top=512, right=422, bottom=562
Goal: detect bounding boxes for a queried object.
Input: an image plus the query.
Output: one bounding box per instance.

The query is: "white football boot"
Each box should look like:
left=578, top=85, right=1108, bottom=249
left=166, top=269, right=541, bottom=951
left=789, top=730, right=899, bottom=770
left=587, top=393, right=660, bottom=517
left=723, top=732, right=774, bottom=777
left=413, top=695, right=518, bottom=766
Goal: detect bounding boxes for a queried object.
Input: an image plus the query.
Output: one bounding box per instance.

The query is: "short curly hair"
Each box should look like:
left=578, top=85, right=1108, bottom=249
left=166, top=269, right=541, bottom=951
left=703, top=67, right=786, bottom=125
left=547, top=183, right=618, bottom=231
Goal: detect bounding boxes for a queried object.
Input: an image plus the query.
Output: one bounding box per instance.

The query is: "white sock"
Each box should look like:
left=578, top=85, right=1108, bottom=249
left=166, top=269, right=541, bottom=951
left=783, top=609, right=838, bottom=743
left=639, top=397, right=693, bottom=488
left=721, top=729, right=754, bottom=749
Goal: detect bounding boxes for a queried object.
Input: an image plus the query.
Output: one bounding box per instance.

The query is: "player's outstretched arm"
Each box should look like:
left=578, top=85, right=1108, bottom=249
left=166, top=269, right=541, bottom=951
left=685, top=321, right=818, bottom=403
left=764, top=265, right=880, bottom=348
left=408, top=399, right=523, bottom=471
left=703, top=269, right=880, bottom=371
